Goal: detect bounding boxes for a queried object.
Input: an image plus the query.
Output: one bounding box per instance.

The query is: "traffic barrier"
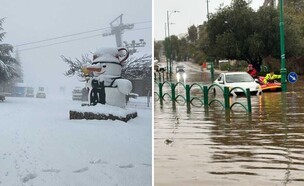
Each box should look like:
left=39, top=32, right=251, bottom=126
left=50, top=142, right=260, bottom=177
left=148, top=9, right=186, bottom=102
left=154, top=81, right=252, bottom=113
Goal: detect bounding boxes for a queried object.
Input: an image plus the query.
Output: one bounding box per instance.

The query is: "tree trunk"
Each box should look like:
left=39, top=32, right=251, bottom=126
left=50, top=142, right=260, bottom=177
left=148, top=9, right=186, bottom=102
left=247, top=56, right=263, bottom=72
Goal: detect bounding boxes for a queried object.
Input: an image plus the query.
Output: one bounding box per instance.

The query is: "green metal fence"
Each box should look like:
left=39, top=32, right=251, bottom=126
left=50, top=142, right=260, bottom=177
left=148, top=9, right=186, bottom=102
left=154, top=81, right=252, bottom=113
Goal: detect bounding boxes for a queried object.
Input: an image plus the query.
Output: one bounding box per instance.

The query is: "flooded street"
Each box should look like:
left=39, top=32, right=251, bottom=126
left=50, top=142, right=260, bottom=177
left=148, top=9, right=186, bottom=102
left=154, top=64, right=304, bottom=186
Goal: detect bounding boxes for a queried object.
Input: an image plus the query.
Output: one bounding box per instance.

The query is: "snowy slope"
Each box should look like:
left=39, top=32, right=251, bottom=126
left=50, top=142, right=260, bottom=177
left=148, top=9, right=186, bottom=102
left=0, top=96, right=152, bottom=186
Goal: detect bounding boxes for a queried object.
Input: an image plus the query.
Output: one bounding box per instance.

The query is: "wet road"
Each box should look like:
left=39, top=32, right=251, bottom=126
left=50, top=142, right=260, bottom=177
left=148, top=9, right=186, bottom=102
left=154, top=62, right=304, bottom=186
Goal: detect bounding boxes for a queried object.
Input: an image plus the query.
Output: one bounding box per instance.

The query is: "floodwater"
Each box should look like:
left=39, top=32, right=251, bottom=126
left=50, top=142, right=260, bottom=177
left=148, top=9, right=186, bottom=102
left=154, top=68, right=304, bottom=186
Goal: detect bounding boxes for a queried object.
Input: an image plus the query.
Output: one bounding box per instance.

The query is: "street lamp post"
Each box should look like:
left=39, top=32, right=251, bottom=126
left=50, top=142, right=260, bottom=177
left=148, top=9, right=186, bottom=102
left=166, top=10, right=179, bottom=77
left=165, top=22, right=168, bottom=74
left=279, top=0, right=287, bottom=92
left=165, top=22, right=167, bottom=38
left=207, top=0, right=210, bottom=21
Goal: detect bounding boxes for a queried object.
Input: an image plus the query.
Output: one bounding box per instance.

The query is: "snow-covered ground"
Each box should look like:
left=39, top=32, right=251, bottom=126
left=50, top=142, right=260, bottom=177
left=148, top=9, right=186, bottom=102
left=0, top=95, right=152, bottom=186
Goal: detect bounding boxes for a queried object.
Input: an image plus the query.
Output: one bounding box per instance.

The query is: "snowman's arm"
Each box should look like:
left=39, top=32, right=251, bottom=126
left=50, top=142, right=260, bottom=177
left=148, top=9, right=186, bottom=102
left=114, top=79, right=132, bottom=95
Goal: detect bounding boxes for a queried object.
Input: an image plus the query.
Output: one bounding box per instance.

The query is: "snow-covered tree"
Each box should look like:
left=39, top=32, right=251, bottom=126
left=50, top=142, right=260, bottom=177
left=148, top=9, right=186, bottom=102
left=0, top=18, right=21, bottom=84
left=121, top=54, right=152, bottom=79
left=61, top=54, right=92, bottom=81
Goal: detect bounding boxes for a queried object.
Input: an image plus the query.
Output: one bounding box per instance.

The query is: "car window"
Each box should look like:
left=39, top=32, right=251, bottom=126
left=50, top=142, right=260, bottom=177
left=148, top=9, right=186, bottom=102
left=226, top=74, right=254, bottom=83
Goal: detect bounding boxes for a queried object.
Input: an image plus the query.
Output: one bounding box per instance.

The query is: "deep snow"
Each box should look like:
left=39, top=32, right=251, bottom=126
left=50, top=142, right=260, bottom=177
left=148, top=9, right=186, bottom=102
left=0, top=95, right=152, bottom=185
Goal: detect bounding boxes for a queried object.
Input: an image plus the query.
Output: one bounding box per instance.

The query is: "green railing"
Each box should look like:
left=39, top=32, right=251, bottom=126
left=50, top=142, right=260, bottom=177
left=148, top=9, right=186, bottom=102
left=154, top=72, right=166, bottom=82
left=154, top=81, right=252, bottom=113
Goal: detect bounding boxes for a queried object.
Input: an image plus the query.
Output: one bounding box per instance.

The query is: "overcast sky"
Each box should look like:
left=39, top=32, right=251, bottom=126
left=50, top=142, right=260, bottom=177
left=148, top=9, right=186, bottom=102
left=1, top=0, right=151, bottom=96
left=154, top=0, right=265, bottom=41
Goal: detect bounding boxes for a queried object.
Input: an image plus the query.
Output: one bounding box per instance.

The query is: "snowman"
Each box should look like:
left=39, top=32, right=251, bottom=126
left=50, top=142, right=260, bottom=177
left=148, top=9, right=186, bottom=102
left=85, top=47, right=132, bottom=108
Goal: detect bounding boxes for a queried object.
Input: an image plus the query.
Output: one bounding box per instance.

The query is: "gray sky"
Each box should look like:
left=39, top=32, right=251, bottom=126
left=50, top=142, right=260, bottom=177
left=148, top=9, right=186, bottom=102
left=154, top=0, right=265, bottom=41
left=1, top=0, right=151, bottom=96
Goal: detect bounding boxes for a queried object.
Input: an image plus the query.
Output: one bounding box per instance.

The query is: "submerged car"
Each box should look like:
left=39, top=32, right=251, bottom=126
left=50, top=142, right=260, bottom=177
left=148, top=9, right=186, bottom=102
left=213, top=72, right=261, bottom=96
left=176, top=65, right=186, bottom=82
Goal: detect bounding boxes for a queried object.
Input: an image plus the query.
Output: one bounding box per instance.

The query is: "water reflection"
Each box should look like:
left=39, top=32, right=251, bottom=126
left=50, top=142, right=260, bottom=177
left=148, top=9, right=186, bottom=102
left=155, top=80, right=304, bottom=185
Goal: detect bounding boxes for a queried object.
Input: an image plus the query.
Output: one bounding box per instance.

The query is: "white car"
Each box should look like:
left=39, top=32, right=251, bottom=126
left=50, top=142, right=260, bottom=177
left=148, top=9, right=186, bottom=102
left=36, top=87, right=46, bottom=99
left=213, top=72, right=261, bottom=96
left=176, top=65, right=186, bottom=82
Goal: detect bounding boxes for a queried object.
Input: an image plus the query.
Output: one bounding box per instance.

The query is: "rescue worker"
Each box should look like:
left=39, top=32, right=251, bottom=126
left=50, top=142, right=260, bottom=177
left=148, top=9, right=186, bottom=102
left=247, top=64, right=257, bottom=78
left=264, top=71, right=281, bottom=84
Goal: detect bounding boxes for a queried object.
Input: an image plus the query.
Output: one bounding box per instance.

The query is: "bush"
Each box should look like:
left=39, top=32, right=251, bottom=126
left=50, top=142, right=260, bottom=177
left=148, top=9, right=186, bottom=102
left=220, top=63, right=230, bottom=71
left=263, top=56, right=304, bottom=75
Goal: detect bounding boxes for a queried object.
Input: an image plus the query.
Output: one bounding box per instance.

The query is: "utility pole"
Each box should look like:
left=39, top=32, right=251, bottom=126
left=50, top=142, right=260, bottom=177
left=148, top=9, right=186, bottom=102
left=165, top=22, right=167, bottom=38
left=167, top=11, right=171, bottom=76
left=103, top=14, right=134, bottom=47
left=279, top=0, right=287, bottom=92
left=166, top=10, right=179, bottom=77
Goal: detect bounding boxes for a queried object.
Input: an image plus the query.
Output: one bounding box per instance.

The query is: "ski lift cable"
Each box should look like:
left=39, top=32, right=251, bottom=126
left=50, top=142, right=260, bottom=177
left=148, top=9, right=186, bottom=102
left=18, top=33, right=105, bottom=52
left=13, top=21, right=151, bottom=48
left=18, top=27, right=151, bottom=52
left=14, top=27, right=110, bottom=48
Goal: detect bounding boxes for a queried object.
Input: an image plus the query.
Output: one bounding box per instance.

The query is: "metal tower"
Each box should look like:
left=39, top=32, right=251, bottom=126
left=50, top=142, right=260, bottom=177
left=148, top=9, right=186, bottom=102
left=123, top=39, right=146, bottom=55
left=102, top=14, right=134, bottom=47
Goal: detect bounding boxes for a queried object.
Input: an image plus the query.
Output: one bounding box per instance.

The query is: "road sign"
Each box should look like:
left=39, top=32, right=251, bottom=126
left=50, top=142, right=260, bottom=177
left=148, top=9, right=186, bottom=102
left=288, top=72, right=298, bottom=83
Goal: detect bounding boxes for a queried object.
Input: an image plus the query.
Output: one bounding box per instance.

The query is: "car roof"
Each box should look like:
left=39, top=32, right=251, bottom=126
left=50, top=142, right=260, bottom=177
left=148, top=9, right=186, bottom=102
left=222, top=72, right=249, bottom=75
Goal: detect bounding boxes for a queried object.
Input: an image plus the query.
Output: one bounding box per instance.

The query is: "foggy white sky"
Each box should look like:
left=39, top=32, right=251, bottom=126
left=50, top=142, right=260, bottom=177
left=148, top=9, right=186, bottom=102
left=154, top=0, right=265, bottom=40
left=1, top=0, right=151, bottom=96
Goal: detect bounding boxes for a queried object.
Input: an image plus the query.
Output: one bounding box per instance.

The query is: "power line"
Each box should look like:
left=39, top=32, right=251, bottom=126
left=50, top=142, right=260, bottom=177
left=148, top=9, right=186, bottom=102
left=18, top=27, right=151, bottom=52
left=14, top=21, right=151, bottom=48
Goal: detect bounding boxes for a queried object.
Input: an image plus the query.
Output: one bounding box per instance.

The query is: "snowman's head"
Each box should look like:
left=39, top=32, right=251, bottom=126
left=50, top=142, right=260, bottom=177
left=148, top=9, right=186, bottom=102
left=87, top=47, right=129, bottom=77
